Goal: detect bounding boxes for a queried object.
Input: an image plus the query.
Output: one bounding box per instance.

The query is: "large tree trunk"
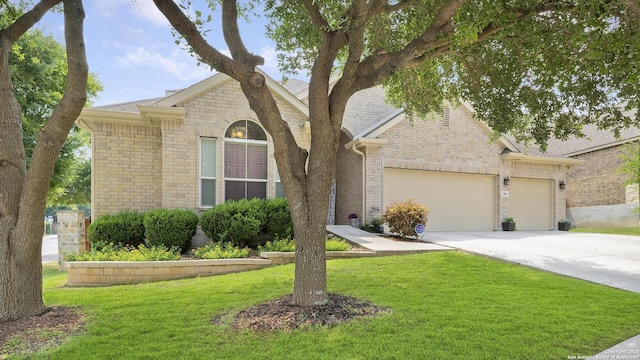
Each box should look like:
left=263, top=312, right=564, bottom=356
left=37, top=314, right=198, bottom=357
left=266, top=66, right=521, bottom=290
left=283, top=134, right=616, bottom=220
left=0, top=0, right=87, bottom=322
left=289, top=153, right=336, bottom=306
left=150, top=0, right=345, bottom=308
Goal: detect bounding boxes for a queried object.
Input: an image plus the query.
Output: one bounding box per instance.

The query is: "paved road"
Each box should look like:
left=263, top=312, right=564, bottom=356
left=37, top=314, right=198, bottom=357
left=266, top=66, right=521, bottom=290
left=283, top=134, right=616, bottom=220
left=42, top=234, right=58, bottom=263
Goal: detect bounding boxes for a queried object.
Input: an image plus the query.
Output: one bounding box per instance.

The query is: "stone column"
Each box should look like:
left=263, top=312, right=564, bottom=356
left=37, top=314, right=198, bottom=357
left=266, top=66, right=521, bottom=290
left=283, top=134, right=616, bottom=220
left=57, top=210, right=87, bottom=269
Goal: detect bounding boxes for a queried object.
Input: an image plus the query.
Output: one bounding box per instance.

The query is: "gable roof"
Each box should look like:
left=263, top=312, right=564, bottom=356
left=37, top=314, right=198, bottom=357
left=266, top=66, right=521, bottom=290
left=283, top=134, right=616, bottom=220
left=77, top=70, right=309, bottom=131
left=154, top=70, right=309, bottom=118
left=546, top=124, right=640, bottom=157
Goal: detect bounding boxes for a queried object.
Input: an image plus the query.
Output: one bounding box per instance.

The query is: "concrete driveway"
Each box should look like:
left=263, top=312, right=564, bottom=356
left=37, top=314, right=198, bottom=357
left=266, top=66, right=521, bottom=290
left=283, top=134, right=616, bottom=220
left=424, top=231, right=640, bottom=293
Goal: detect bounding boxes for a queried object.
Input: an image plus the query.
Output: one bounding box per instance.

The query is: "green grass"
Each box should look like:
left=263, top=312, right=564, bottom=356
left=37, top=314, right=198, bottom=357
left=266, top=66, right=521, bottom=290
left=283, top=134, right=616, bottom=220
left=27, top=252, right=640, bottom=359
left=571, top=227, right=640, bottom=236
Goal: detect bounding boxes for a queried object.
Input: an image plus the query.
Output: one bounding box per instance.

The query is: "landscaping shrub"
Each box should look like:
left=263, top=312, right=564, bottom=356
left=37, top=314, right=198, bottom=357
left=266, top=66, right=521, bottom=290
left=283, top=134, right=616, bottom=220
left=325, top=237, right=350, bottom=251
left=143, top=208, right=199, bottom=253
left=265, top=197, right=293, bottom=239
left=63, top=244, right=181, bottom=262
left=257, top=237, right=296, bottom=252
left=200, top=199, right=266, bottom=246
left=256, top=236, right=350, bottom=252
left=382, top=199, right=430, bottom=238
left=87, top=210, right=145, bottom=251
left=192, top=241, right=251, bottom=259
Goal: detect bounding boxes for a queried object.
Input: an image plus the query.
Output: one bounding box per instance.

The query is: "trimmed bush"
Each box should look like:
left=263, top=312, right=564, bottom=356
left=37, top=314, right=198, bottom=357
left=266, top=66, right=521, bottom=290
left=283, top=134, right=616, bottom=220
left=87, top=210, right=145, bottom=251
left=325, top=237, right=350, bottom=251
left=63, top=244, right=181, bottom=262
left=143, top=208, right=199, bottom=253
left=382, top=199, right=430, bottom=238
left=192, top=241, right=250, bottom=259
left=265, top=197, right=293, bottom=239
left=257, top=237, right=296, bottom=252
left=200, top=199, right=266, bottom=246
left=256, top=236, right=350, bottom=252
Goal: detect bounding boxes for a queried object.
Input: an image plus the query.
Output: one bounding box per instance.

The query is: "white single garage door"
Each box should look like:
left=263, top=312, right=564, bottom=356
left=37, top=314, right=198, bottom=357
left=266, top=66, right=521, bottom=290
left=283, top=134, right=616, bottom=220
left=383, top=169, right=497, bottom=231
left=510, top=178, right=552, bottom=230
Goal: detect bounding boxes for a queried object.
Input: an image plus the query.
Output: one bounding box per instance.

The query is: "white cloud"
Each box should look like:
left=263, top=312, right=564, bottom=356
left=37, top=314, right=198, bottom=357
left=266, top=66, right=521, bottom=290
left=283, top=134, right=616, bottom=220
left=129, top=0, right=171, bottom=27
left=91, top=0, right=169, bottom=27
left=260, top=46, right=278, bottom=69
left=115, top=46, right=213, bottom=82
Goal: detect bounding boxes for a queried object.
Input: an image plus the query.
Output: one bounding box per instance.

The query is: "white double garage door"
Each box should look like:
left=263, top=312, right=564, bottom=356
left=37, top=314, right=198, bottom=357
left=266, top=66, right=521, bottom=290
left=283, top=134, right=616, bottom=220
left=383, top=169, right=553, bottom=231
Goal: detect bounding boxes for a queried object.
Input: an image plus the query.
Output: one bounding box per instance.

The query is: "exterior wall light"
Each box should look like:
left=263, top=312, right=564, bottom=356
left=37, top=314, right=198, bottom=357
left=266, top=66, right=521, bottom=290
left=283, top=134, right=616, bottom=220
left=503, top=176, right=510, bottom=186
left=559, top=180, right=566, bottom=190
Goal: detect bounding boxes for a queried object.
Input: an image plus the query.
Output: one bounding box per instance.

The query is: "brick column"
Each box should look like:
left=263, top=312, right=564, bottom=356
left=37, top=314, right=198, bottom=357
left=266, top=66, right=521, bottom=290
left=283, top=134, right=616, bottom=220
left=57, top=210, right=86, bottom=268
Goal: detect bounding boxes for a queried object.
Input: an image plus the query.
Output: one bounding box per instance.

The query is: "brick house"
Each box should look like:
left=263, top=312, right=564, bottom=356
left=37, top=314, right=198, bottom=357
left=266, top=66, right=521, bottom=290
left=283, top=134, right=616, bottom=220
left=77, top=72, right=581, bottom=232
left=546, top=123, right=640, bottom=208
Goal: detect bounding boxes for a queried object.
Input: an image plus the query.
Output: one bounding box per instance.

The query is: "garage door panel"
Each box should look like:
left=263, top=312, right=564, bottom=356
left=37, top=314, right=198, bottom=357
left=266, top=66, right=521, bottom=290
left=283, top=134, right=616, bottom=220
left=510, top=178, right=552, bottom=230
left=384, top=169, right=496, bottom=231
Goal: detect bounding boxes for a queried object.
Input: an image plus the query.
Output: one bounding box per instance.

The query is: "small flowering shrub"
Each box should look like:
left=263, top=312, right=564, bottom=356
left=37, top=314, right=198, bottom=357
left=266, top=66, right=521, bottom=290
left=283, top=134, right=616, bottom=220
left=256, top=236, right=350, bottom=252
left=382, top=199, right=430, bottom=238
left=63, top=244, right=181, bottom=262
left=257, top=237, right=296, bottom=252
left=192, top=241, right=251, bottom=259
left=325, top=237, right=350, bottom=251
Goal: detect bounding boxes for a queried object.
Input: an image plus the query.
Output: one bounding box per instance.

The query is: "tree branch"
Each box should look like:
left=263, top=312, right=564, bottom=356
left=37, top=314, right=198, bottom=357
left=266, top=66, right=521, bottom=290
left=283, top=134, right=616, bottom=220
left=1, top=0, right=60, bottom=43
left=153, top=0, right=244, bottom=78
left=221, top=0, right=263, bottom=68
left=300, top=0, right=330, bottom=32
left=347, top=0, right=464, bottom=91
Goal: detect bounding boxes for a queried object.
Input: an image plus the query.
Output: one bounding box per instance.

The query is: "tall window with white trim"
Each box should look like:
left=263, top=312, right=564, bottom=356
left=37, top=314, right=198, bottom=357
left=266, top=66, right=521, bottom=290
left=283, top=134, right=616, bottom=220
left=200, top=138, right=217, bottom=207
left=224, top=120, right=268, bottom=200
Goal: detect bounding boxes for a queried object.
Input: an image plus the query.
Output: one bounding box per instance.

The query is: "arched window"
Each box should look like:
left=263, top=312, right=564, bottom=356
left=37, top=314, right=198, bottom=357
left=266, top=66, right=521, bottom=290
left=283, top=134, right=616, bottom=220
left=224, top=120, right=268, bottom=200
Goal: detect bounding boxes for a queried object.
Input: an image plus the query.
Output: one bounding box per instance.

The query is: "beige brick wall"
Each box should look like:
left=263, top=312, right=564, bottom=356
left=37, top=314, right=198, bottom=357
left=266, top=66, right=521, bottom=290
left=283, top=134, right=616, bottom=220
left=566, top=146, right=629, bottom=207
left=379, top=107, right=504, bottom=169
left=335, top=131, right=363, bottom=225
left=91, top=78, right=309, bottom=218
left=357, top=105, right=569, bottom=228
left=92, top=123, right=162, bottom=218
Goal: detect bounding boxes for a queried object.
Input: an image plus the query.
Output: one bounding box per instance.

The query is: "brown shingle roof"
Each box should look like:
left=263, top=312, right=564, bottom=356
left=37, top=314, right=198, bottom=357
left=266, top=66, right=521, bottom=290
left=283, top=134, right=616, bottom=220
left=545, top=124, right=640, bottom=156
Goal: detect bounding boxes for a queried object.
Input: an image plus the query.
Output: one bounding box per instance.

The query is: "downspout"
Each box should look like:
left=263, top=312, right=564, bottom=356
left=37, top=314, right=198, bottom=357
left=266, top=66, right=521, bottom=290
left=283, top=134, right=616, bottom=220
left=351, top=144, right=366, bottom=225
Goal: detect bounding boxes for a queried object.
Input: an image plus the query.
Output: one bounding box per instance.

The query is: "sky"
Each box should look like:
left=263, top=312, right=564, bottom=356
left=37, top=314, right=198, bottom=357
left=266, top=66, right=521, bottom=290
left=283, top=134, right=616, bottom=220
left=37, top=0, right=287, bottom=106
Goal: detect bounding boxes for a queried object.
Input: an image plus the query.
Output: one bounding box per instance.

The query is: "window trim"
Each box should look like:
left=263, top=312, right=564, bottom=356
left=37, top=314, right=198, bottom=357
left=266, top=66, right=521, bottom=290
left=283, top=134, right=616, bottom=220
left=199, top=137, right=217, bottom=208
left=223, top=119, right=269, bottom=201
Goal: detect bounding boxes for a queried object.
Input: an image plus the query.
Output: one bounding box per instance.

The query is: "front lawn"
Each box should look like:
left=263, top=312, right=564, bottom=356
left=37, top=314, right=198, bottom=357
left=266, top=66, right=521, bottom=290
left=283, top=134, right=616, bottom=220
left=21, top=252, right=640, bottom=359
left=571, top=227, right=640, bottom=236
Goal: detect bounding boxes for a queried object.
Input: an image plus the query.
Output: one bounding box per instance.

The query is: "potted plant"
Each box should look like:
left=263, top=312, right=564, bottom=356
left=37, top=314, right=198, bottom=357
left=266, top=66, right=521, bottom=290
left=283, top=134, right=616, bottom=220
left=501, top=217, right=516, bottom=231
left=370, top=217, right=384, bottom=233
left=558, top=219, right=572, bottom=231
left=348, top=213, right=359, bottom=228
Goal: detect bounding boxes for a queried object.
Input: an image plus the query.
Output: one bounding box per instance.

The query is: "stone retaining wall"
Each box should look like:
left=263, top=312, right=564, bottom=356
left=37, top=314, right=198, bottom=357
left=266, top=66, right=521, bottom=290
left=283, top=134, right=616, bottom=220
left=567, top=203, right=640, bottom=228
left=64, top=251, right=377, bottom=286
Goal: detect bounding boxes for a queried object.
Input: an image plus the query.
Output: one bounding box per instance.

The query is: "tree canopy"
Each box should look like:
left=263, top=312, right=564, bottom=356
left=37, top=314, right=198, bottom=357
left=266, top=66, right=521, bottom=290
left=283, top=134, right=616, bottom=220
left=9, top=26, right=101, bottom=205
left=264, top=1, right=640, bottom=150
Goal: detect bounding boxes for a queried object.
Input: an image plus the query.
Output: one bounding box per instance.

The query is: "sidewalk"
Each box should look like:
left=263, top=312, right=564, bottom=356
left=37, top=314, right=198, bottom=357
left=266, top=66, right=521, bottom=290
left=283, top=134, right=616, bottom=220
left=326, top=225, right=451, bottom=255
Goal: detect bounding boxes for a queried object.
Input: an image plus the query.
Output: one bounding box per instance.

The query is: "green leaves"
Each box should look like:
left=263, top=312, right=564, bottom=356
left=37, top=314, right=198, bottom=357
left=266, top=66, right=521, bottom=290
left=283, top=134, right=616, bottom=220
left=261, top=1, right=640, bottom=149
left=9, top=28, right=102, bottom=205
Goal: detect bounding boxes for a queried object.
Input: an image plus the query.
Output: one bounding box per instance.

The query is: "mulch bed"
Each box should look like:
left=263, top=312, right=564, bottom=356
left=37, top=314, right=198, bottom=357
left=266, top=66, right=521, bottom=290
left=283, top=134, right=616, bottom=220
left=215, top=293, right=390, bottom=331
left=0, top=307, right=84, bottom=358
